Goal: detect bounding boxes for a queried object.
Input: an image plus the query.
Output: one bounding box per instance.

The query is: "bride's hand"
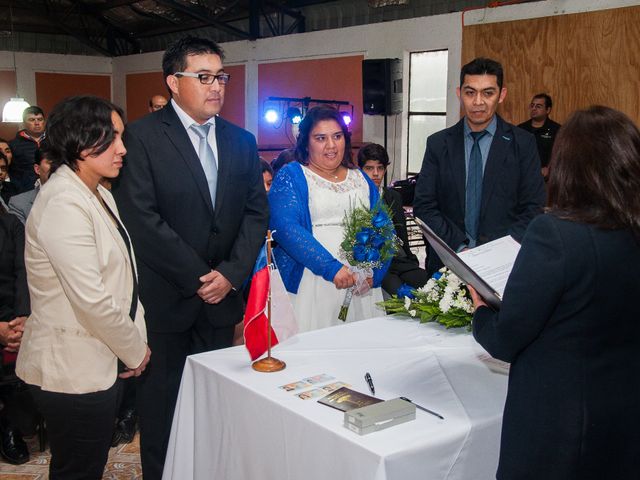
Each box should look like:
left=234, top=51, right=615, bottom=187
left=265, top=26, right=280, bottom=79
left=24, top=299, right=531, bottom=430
left=333, top=266, right=356, bottom=289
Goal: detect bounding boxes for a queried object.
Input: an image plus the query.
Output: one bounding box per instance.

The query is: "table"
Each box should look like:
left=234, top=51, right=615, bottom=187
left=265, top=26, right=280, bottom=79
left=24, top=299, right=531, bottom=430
left=163, top=317, right=508, bottom=480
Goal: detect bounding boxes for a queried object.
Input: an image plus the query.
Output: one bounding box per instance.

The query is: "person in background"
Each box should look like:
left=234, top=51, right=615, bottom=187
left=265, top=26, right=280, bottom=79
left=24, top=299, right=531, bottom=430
left=471, top=105, right=640, bottom=480
left=518, top=93, right=561, bottom=180
left=9, top=106, right=46, bottom=192
left=357, top=143, right=428, bottom=295
left=0, top=203, right=30, bottom=465
left=8, top=140, right=52, bottom=224
left=413, top=57, right=545, bottom=274
left=269, top=106, right=389, bottom=332
left=261, top=158, right=274, bottom=192
left=148, top=95, right=168, bottom=113
left=0, top=154, right=18, bottom=207
left=271, top=148, right=295, bottom=175
left=16, top=96, right=150, bottom=480
left=0, top=139, right=13, bottom=183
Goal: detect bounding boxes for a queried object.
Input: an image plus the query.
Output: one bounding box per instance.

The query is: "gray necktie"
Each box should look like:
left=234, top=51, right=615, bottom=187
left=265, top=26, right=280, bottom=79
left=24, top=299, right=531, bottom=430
left=190, top=123, right=217, bottom=208
left=465, top=130, right=488, bottom=246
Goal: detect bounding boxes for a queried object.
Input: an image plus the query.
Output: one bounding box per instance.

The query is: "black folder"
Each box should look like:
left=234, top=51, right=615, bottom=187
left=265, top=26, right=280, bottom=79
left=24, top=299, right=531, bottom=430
left=414, top=217, right=502, bottom=310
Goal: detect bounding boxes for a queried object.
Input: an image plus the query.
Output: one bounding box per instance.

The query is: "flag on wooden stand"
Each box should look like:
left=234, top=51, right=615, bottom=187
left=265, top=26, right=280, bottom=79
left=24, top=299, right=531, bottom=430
left=243, top=244, right=297, bottom=361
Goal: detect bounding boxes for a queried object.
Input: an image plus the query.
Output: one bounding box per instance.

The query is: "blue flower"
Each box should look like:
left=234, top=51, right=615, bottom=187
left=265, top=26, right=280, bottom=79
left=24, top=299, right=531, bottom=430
left=353, top=244, right=367, bottom=261
left=370, top=233, right=386, bottom=249
left=432, top=272, right=442, bottom=280
left=371, top=210, right=390, bottom=228
left=365, top=248, right=380, bottom=262
left=355, top=227, right=374, bottom=244
left=397, top=284, right=416, bottom=299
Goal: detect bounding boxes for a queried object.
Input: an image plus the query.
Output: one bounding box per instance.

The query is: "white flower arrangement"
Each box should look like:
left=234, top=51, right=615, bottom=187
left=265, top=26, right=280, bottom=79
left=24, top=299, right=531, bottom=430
left=378, top=268, right=474, bottom=329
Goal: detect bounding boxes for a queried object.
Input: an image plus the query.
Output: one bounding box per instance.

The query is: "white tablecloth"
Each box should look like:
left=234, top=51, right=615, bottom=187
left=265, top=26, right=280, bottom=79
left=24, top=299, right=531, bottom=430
left=163, top=317, right=507, bottom=480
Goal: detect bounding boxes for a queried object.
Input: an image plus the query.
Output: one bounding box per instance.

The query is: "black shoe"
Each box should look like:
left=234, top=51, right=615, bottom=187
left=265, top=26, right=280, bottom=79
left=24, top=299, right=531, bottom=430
left=0, top=426, right=29, bottom=465
left=111, top=409, right=137, bottom=447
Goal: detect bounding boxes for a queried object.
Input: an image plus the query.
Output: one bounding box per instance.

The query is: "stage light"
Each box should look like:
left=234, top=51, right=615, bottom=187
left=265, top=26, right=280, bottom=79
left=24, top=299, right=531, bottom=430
left=287, top=106, right=302, bottom=125
left=264, top=108, right=279, bottom=124
left=2, top=7, right=29, bottom=123
left=342, top=113, right=352, bottom=126
left=2, top=97, right=29, bottom=122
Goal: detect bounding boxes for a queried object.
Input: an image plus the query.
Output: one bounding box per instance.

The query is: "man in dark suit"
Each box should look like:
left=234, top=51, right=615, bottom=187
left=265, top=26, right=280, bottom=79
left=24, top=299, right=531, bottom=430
left=357, top=143, right=428, bottom=295
left=413, top=57, right=545, bottom=274
left=113, top=37, right=269, bottom=480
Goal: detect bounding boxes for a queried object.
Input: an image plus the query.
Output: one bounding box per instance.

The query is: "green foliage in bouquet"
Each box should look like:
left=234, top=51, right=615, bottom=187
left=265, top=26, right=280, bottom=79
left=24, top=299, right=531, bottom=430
left=378, top=269, right=474, bottom=329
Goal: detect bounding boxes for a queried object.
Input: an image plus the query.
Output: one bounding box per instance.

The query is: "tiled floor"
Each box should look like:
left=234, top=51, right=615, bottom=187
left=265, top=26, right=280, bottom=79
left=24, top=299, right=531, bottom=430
left=0, top=432, right=142, bottom=479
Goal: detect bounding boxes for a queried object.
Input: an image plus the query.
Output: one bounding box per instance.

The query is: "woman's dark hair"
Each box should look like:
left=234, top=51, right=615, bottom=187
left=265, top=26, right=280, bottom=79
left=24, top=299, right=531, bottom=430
left=260, top=158, right=273, bottom=176
left=271, top=148, right=295, bottom=173
left=547, top=105, right=640, bottom=238
left=357, top=143, right=389, bottom=169
left=45, top=96, right=124, bottom=172
left=294, top=105, right=353, bottom=168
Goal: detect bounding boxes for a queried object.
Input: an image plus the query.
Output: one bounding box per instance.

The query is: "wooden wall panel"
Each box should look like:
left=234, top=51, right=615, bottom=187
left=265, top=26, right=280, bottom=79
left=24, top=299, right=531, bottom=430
left=258, top=55, right=363, bottom=150
left=0, top=70, right=20, bottom=141
left=462, top=6, right=640, bottom=126
left=35, top=72, right=111, bottom=117
left=125, top=64, right=245, bottom=127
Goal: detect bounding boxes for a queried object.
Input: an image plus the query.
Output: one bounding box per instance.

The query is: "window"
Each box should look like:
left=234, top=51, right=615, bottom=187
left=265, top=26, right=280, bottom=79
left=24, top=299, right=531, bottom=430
left=407, top=50, right=448, bottom=174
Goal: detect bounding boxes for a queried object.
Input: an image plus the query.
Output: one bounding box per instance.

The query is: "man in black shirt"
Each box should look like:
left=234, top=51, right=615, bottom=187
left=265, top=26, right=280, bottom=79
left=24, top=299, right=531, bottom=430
left=518, top=93, right=561, bottom=180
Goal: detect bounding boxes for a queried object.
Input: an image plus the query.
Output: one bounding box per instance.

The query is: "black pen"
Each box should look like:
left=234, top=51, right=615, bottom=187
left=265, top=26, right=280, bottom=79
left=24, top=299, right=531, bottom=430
left=364, top=372, right=375, bottom=395
left=400, top=396, right=444, bottom=420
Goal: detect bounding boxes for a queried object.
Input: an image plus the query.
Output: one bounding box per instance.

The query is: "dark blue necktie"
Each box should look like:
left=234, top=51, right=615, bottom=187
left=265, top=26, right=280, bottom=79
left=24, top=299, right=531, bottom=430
left=465, top=130, right=488, bottom=245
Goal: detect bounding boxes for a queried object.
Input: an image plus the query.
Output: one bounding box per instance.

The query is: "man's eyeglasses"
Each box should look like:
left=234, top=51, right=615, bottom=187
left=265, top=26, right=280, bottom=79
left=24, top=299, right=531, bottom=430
left=174, top=72, right=231, bottom=85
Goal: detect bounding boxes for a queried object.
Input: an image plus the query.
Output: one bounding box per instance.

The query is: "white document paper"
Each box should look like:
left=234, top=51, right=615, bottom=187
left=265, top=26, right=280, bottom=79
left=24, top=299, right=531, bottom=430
left=458, top=236, right=521, bottom=298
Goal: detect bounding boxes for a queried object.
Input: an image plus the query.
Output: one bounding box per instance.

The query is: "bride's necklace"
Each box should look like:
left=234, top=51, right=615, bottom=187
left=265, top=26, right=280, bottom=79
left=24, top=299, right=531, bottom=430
left=308, top=163, right=342, bottom=181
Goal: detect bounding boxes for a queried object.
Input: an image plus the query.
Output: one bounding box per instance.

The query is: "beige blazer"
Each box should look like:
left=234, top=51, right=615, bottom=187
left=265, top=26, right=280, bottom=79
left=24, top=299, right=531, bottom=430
left=16, top=165, right=147, bottom=394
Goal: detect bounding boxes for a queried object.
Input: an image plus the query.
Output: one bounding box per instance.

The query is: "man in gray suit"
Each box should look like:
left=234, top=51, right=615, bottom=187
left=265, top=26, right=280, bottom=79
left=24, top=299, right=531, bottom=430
left=8, top=144, right=52, bottom=224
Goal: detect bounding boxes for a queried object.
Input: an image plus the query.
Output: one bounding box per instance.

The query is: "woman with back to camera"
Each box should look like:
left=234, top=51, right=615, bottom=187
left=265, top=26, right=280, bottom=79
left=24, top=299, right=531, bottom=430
left=470, top=105, right=640, bottom=479
left=16, top=96, right=150, bottom=480
left=269, top=106, right=389, bottom=332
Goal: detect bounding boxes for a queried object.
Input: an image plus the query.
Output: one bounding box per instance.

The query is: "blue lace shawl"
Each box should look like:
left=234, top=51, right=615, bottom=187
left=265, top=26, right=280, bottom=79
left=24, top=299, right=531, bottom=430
left=269, top=161, right=390, bottom=293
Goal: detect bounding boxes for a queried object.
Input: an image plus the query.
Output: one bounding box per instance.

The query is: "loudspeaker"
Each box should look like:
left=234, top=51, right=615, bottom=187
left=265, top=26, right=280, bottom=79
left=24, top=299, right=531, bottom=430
left=362, top=58, right=402, bottom=115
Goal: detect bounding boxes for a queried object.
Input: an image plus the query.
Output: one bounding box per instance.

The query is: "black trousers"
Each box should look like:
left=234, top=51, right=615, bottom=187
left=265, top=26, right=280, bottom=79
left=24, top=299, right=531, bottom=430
left=30, top=381, right=119, bottom=480
left=137, top=313, right=235, bottom=480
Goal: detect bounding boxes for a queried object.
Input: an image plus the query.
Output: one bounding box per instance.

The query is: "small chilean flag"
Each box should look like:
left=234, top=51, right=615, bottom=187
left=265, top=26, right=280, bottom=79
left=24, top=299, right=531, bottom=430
left=243, top=244, right=297, bottom=361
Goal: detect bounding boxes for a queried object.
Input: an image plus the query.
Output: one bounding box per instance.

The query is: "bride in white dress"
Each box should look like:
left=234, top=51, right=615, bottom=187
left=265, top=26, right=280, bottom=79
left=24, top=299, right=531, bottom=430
left=270, top=106, right=387, bottom=333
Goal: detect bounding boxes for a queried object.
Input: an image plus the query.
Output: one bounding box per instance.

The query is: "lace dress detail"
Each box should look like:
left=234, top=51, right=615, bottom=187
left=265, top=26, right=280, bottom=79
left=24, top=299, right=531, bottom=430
left=289, top=167, right=384, bottom=332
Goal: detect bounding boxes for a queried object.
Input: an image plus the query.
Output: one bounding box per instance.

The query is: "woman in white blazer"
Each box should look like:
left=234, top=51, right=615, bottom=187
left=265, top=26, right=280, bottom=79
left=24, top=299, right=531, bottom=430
left=16, top=96, right=150, bottom=480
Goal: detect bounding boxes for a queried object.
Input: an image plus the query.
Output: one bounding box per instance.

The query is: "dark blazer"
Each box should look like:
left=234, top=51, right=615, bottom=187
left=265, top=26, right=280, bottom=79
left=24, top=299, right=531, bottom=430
left=113, top=103, right=269, bottom=333
left=473, top=214, right=640, bottom=480
left=383, top=188, right=415, bottom=261
left=382, top=188, right=428, bottom=294
left=0, top=213, right=29, bottom=322
left=0, top=181, right=20, bottom=206
left=413, top=115, right=545, bottom=273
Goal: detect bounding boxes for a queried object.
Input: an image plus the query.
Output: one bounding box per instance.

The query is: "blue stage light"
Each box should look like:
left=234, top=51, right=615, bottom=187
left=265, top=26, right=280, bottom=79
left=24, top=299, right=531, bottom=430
left=342, top=113, right=352, bottom=126
left=264, top=108, right=279, bottom=124
left=287, top=106, right=302, bottom=125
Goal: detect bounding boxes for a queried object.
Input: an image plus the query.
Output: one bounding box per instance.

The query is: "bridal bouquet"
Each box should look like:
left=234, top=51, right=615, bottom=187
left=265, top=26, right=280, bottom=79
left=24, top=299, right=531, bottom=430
left=378, top=268, right=474, bottom=329
left=337, top=201, right=399, bottom=321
